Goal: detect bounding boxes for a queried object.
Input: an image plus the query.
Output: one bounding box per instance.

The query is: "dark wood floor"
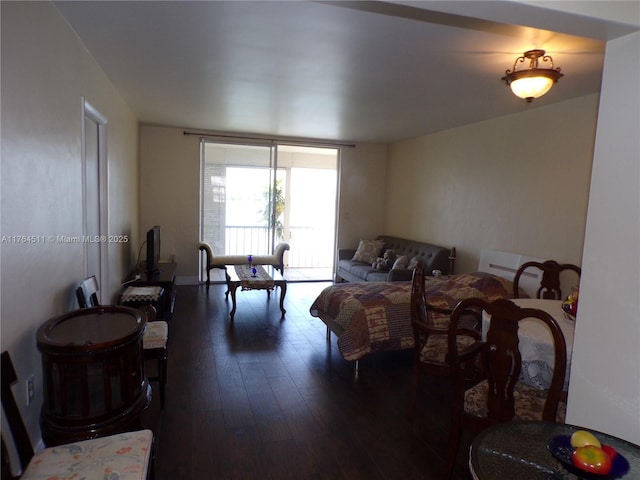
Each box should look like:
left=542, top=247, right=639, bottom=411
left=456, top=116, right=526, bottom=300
left=142, top=282, right=474, bottom=480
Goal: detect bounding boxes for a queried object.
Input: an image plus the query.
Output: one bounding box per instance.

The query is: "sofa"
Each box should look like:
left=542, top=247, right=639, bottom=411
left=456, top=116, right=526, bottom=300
left=199, top=242, right=290, bottom=288
left=336, top=235, right=454, bottom=283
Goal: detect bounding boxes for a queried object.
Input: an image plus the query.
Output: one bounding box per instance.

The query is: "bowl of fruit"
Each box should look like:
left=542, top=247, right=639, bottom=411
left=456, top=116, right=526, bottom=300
left=548, top=429, right=630, bottom=479
left=562, top=287, right=579, bottom=319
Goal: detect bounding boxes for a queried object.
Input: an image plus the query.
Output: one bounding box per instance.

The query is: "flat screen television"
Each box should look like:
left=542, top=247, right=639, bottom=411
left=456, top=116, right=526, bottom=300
left=146, top=225, right=161, bottom=275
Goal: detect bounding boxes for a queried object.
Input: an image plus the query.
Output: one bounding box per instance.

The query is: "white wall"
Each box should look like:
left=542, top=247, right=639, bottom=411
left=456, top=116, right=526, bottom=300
left=567, top=31, right=640, bottom=443
left=139, top=126, right=201, bottom=283
left=336, top=143, right=388, bottom=250
left=386, top=94, right=598, bottom=273
left=1, top=2, right=139, bottom=444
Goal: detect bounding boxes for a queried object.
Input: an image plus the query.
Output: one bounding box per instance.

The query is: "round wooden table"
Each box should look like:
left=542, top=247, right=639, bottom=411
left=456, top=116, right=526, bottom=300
left=37, top=306, right=151, bottom=446
left=469, top=421, right=640, bottom=479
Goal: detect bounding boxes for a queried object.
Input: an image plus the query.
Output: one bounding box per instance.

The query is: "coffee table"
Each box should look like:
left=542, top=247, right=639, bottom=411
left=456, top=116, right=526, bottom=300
left=224, top=264, right=287, bottom=321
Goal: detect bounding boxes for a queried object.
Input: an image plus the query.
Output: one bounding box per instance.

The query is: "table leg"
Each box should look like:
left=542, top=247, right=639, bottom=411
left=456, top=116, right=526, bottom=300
left=229, top=283, right=238, bottom=321
left=278, top=281, right=287, bottom=317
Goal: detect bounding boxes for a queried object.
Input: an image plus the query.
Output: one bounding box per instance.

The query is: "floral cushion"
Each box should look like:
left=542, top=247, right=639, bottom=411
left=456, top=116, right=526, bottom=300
left=420, top=334, right=477, bottom=365
left=144, top=321, right=168, bottom=350
left=351, top=239, right=385, bottom=264
left=23, top=429, right=153, bottom=480
left=463, top=379, right=566, bottom=422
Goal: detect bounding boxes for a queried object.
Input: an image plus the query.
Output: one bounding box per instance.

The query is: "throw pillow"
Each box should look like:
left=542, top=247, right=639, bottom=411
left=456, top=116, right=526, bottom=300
left=352, top=239, right=385, bottom=264
left=392, top=255, right=409, bottom=270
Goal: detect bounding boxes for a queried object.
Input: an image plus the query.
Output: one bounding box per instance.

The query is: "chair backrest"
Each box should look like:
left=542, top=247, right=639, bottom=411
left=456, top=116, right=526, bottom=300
left=410, top=261, right=427, bottom=326
left=76, top=277, right=157, bottom=323
left=411, top=261, right=459, bottom=332
left=411, top=262, right=482, bottom=369
left=1, top=351, right=35, bottom=474
left=448, top=298, right=567, bottom=423
left=76, top=276, right=100, bottom=308
left=411, top=261, right=451, bottom=376
left=513, top=260, right=581, bottom=300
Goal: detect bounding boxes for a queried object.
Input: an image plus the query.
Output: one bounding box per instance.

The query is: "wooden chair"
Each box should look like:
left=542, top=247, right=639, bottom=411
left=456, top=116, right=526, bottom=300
left=76, top=276, right=168, bottom=408
left=409, top=261, right=484, bottom=413
left=1, top=351, right=154, bottom=479
left=444, top=298, right=567, bottom=479
left=513, top=260, right=581, bottom=300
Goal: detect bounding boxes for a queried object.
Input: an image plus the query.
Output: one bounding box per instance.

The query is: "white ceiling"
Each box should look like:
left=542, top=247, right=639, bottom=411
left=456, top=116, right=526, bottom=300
left=52, top=1, right=631, bottom=144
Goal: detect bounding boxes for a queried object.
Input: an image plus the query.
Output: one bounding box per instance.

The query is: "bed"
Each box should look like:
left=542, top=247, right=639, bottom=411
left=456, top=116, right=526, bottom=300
left=309, top=249, right=545, bottom=362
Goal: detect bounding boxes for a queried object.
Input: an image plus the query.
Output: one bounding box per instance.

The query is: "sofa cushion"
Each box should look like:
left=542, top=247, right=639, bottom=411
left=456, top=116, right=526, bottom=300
left=392, top=255, right=409, bottom=270
left=363, top=270, right=389, bottom=282
left=338, top=259, right=360, bottom=275
left=349, top=264, right=378, bottom=280
left=352, top=239, right=385, bottom=264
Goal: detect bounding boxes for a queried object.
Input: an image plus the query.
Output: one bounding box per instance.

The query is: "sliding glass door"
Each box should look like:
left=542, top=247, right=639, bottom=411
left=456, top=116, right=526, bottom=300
left=201, top=142, right=278, bottom=258
left=200, top=140, right=337, bottom=280
left=278, top=145, right=337, bottom=273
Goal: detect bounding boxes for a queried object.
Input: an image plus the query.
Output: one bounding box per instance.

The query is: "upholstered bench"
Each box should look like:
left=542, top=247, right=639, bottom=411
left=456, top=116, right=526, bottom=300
left=199, top=241, right=290, bottom=288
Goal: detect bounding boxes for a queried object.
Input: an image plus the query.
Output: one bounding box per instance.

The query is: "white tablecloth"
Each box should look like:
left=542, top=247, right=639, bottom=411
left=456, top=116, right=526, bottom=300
left=482, top=298, right=575, bottom=390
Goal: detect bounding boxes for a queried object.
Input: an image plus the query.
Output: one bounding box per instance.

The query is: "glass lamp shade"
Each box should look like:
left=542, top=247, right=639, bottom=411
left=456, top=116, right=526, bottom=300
left=503, top=50, right=563, bottom=102
left=509, top=75, right=554, bottom=101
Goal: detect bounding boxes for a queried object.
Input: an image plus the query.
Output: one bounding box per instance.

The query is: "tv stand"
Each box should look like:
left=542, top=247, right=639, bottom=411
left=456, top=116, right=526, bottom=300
left=132, top=261, right=176, bottom=319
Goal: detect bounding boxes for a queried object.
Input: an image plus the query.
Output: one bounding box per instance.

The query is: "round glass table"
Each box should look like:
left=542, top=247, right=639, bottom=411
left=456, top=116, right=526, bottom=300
left=470, top=421, right=640, bottom=480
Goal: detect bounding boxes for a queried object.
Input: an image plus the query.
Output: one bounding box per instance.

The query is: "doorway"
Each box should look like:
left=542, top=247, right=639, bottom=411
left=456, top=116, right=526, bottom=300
left=200, top=141, right=338, bottom=281
left=82, top=99, right=108, bottom=301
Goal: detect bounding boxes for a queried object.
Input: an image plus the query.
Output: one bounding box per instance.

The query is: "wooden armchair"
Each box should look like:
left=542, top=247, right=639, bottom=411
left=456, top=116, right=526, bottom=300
left=409, top=261, right=483, bottom=413
left=1, top=351, right=154, bottom=479
left=444, top=298, right=567, bottom=479
left=513, top=260, right=581, bottom=300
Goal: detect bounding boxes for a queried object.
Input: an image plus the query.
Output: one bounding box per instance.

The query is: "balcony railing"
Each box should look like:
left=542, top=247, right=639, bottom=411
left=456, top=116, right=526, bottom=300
left=221, top=225, right=333, bottom=269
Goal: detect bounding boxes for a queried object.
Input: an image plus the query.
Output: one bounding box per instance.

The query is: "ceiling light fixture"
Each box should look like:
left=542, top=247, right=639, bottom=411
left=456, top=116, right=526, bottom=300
left=502, top=49, right=563, bottom=102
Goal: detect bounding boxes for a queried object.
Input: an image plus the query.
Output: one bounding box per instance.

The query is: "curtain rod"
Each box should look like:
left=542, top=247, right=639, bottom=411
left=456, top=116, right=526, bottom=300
left=183, top=130, right=356, bottom=148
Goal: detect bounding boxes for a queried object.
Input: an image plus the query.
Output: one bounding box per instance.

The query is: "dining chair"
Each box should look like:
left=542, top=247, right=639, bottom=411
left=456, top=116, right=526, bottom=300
left=76, top=276, right=168, bottom=408
left=1, top=351, right=154, bottom=479
left=444, top=298, right=567, bottom=479
left=513, top=260, right=581, bottom=300
left=408, top=261, right=484, bottom=413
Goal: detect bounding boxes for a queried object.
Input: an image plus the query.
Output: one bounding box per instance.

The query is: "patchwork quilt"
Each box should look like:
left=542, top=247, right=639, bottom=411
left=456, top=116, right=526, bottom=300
left=309, top=272, right=517, bottom=361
